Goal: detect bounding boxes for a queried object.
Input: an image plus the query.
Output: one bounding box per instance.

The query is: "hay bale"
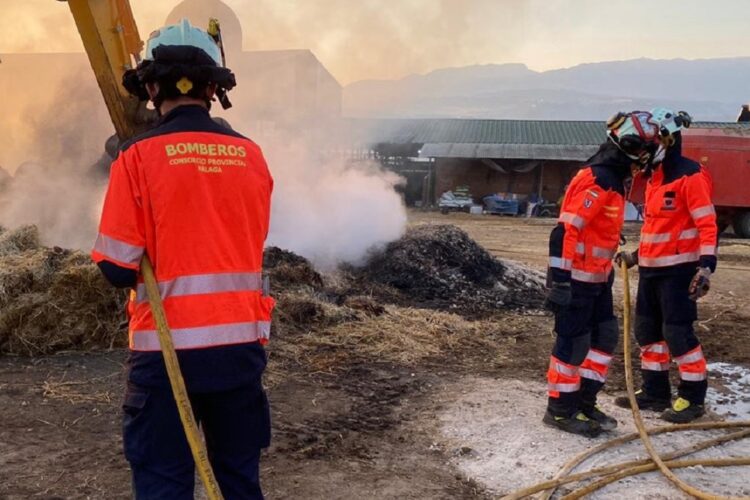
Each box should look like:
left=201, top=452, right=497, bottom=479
left=0, top=225, right=41, bottom=255
left=359, top=224, right=545, bottom=315
left=0, top=251, right=54, bottom=306
left=0, top=227, right=126, bottom=356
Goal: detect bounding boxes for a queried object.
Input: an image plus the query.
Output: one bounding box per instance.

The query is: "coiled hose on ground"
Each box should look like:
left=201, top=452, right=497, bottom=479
left=502, top=261, right=750, bottom=499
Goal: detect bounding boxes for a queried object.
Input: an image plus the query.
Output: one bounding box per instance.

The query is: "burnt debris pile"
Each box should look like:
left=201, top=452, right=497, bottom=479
left=0, top=224, right=545, bottom=356
left=263, top=247, right=323, bottom=290
left=358, top=224, right=545, bottom=315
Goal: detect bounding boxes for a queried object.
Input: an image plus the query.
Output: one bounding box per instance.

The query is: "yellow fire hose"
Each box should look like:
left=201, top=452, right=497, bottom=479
left=538, top=423, right=750, bottom=500
left=141, top=255, right=224, bottom=500
left=618, top=258, right=749, bottom=500
left=501, top=259, right=750, bottom=500
left=502, top=422, right=750, bottom=500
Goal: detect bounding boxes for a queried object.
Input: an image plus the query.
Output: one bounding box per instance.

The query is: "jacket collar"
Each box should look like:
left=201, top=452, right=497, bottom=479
left=662, top=132, right=683, bottom=170
left=588, top=142, right=633, bottom=181
left=158, top=104, right=211, bottom=125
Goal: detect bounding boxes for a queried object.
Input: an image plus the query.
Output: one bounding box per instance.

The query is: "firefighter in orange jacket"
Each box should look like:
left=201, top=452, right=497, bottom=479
left=615, top=108, right=716, bottom=423
left=92, top=20, right=273, bottom=499
left=544, top=112, right=660, bottom=437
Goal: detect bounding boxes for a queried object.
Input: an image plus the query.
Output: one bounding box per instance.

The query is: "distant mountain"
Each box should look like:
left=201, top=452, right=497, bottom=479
left=343, top=58, right=750, bottom=122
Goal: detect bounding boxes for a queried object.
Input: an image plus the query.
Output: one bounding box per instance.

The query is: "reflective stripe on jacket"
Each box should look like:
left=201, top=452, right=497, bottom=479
left=92, top=106, right=275, bottom=352
left=638, top=163, right=717, bottom=270
left=549, top=165, right=625, bottom=284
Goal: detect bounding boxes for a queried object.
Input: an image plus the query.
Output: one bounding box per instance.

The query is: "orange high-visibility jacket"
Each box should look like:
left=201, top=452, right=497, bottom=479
left=638, top=161, right=717, bottom=270
left=549, top=165, right=626, bottom=284
left=92, top=105, right=274, bottom=352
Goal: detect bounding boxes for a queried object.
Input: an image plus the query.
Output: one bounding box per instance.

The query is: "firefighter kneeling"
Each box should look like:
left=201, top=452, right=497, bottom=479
left=614, top=108, right=717, bottom=424
left=544, top=111, right=661, bottom=437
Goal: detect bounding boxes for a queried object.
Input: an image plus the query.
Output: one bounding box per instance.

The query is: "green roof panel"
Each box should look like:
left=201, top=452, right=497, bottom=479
left=351, top=118, right=750, bottom=146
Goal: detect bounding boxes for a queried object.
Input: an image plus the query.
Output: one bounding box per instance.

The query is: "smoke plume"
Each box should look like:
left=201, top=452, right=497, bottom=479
left=0, top=73, right=406, bottom=268
left=260, top=137, right=406, bottom=269
left=0, top=72, right=111, bottom=249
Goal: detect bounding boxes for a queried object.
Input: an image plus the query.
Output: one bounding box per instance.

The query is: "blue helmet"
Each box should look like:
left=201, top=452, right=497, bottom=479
left=123, top=18, right=236, bottom=109
left=145, top=19, right=223, bottom=67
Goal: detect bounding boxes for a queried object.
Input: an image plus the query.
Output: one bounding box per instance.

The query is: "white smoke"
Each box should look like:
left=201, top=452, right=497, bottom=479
left=0, top=83, right=406, bottom=268
left=0, top=2, right=409, bottom=267
left=0, top=161, right=106, bottom=249
left=260, top=137, right=406, bottom=269
left=0, top=73, right=111, bottom=249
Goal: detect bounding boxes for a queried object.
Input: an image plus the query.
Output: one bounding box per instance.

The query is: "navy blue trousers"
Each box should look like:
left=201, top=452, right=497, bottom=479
left=635, top=272, right=707, bottom=403
left=122, top=380, right=271, bottom=500
left=549, top=278, right=619, bottom=416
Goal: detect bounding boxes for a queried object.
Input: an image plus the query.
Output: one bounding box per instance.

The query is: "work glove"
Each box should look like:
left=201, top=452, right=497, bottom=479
left=545, top=282, right=571, bottom=313
left=689, top=267, right=712, bottom=301
left=614, top=250, right=638, bottom=269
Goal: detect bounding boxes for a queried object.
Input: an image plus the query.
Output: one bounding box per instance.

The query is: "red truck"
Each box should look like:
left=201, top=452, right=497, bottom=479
left=683, top=124, right=750, bottom=237
left=632, top=117, right=750, bottom=237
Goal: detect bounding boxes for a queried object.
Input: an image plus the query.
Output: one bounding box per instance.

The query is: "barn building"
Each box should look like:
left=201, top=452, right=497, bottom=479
left=353, top=118, right=746, bottom=212
left=351, top=118, right=602, bottom=208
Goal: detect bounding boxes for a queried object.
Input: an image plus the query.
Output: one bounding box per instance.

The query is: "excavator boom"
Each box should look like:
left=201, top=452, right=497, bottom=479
left=63, top=0, right=151, bottom=141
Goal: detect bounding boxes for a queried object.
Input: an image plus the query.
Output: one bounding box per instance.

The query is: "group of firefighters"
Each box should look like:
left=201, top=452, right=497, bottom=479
left=544, top=108, right=717, bottom=437
left=87, top=17, right=720, bottom=500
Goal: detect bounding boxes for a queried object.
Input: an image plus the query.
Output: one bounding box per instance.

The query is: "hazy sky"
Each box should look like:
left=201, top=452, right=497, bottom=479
left=2, top=0, right=748, bottom=84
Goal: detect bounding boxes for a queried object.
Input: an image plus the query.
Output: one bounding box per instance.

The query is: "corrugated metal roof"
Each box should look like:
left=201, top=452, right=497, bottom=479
left=360, top=119, right=604, bottom=146
left=419, top=143, right=600, bottom=161
left=345, top=118, right=750, bottom=160
left=352, top=118, right=750, bottom=144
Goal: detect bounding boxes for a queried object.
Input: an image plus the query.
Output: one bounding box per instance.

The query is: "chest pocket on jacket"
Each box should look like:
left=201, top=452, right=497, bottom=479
left=649, top=190, right=679, bottom=218
left=660, top=191, right=679, bottom=213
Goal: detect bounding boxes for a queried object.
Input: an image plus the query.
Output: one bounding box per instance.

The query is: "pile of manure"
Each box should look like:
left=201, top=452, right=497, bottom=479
left=264, top=246, right=323, bottom=290
left=0, top=224, right=545, bottom=357
left=0, top=226, right=126, bottom=355
left=358, top=224, right=545, bottom=315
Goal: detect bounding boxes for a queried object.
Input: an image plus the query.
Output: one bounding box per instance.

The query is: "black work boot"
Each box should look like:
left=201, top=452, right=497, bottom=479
left=661, top=397, right=705, bottom=423
left=581, top=405, right=618, bottom=431
left=614, top=390, right=670, bottom=412
left=543, top=410, right=603, bottom=438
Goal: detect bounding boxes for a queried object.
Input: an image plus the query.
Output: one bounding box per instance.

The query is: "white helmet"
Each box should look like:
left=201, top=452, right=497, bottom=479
left=650, top=107, right=692, bottom=138
left=606, top=111, right=660, bottom=164
left=649, top=108, right=692, bottom=163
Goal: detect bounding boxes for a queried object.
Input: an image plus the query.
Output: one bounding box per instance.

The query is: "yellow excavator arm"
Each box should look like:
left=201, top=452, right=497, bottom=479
left=62, top=0, right=153, bottom=141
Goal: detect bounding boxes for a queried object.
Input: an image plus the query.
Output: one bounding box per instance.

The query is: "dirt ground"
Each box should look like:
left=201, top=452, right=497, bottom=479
left=2, top=211, right=750, bottom=499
